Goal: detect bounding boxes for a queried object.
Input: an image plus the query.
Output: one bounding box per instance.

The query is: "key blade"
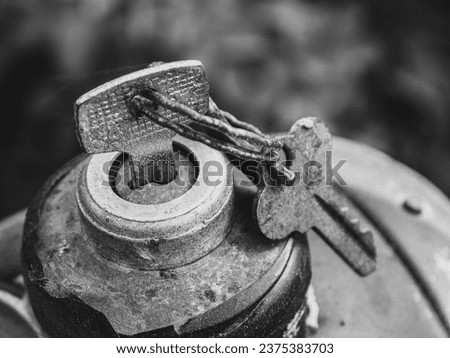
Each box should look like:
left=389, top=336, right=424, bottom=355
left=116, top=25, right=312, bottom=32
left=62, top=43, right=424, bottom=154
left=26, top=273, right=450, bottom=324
left=75, top=60, right=209, bottom=154
left=313, top=193, right=376, bottom=276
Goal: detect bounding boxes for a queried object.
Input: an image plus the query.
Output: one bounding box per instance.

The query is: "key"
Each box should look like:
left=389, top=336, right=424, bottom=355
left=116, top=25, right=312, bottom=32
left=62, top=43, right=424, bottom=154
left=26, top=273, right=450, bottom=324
left=75, top=60, right=209, bottom=186
left=253, top=117, right=376, bottom=276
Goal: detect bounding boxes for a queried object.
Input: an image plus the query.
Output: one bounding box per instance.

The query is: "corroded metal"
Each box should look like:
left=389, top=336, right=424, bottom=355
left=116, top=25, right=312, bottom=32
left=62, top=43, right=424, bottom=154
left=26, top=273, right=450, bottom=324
left=254, top=118, right=376, bottom=276
left=75, top=60, right=209, bottom=186
left=123, top=73, right=375, bottom=276
left=131, top=92, right=295, bottom=182
left=114, top=147, right=196, bottom=205
left=3, top=136, right=450, bottom=337
left=76, top=137, right=234, bottom=270
left=75, top=60, right=209, bottom=154
left=21, top=150, right=309, bottom=336
left=12, top=58, right=443, bottom=338
left=136, top=90, right=282, bottom=149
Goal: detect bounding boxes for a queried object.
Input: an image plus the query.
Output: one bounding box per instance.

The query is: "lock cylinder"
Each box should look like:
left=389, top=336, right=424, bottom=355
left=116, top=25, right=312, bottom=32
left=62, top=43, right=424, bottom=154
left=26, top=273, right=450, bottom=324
left=22, top=139, right=311, bottom=338
left=76, top=137, right=235, bottom=270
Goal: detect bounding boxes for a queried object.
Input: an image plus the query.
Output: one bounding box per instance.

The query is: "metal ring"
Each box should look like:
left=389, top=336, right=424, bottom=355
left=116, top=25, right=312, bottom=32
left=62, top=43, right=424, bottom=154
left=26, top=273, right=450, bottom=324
left=76, top=136, right=235, bottom=270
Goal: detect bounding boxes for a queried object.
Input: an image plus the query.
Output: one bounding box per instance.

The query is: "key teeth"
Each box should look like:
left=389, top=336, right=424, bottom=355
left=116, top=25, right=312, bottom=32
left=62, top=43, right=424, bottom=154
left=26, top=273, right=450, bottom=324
left=349, top=217, right=364, bottom=234
left=349, top=217, right=376, bottom=258
left=326, top=197, right=376, bottom=258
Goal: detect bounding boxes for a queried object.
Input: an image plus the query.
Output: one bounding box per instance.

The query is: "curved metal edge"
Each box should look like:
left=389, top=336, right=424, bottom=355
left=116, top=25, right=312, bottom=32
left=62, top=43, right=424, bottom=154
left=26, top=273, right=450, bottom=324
left=333, top=137, right=450, bottom=336
left=0, top=210, right=27, bottom=281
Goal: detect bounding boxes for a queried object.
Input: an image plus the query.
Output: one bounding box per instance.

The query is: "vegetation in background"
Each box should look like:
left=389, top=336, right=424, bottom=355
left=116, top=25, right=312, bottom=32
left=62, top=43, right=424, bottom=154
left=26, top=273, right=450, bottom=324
left=1, top=0, right=449, bottom=216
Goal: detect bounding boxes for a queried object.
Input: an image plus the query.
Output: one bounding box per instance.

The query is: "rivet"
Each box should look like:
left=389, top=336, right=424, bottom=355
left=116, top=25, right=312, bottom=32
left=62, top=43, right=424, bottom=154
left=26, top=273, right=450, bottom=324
left=403, top=197, right=423, bottom=215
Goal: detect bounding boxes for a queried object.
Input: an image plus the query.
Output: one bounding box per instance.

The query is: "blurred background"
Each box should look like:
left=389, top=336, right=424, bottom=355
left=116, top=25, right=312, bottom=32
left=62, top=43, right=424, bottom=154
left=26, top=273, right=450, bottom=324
left=1, top=0, right=450, bottom=218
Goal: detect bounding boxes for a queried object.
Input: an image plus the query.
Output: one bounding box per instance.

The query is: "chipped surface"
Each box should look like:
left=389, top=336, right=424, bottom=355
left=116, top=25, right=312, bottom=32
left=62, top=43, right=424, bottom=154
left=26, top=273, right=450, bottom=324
left=32, top=160, right=287, bottom=335
left=283, top=308, right=305, bottom=338
left=298, top=117, right=315, bottom=129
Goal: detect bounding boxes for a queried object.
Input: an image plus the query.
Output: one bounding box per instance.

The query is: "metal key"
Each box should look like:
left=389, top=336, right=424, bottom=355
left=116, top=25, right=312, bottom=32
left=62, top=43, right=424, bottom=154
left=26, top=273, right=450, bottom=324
left=254, top=117, right=376, bottom=276
left=82, top=63, right=376, bottom=276
left=75, top=60, right=209, bottom=186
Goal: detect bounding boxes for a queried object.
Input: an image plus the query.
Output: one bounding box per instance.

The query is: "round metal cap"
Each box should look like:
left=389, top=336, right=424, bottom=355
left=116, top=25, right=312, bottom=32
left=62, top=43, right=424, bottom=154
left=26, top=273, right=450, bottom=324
left=76, top=136, right=234, bottom=270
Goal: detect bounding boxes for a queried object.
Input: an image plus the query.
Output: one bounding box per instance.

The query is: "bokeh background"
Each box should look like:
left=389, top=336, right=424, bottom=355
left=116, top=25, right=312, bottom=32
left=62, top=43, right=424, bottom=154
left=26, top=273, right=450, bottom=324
left=1, top=0, right=450, bottom=218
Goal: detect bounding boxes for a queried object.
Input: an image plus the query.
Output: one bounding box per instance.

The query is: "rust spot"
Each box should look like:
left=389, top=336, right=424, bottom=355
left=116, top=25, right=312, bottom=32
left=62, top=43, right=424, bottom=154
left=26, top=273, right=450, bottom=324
left=312, top=137, right=323, bottom=148
left=228, top=281, right=240, bottom=294
left=298, top=117, right=314, bottom=129
left=145, top=288, right=158, bottom=299
left=65, top=211, right=77, bottom=228
left=47, top=248, right=58, bottom=260
left=145, top=239, right=160, bottom=253
left=159, top=270, right=177, bottom=279
left=204, top=289, right=217, bottom=302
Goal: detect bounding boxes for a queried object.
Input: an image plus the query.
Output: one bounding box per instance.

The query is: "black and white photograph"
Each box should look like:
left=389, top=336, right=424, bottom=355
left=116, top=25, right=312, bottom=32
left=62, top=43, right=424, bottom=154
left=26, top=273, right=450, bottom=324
left=0, top=0, right=449, bottom=356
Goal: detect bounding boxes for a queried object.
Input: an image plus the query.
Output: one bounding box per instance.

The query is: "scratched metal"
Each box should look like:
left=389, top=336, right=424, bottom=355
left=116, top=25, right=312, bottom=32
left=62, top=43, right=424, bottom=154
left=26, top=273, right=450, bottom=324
left=25, top=160, right=287, bottom=336
left=75, top=60, right=209, bottom=154
left=254, top=118, right=376, bottom=276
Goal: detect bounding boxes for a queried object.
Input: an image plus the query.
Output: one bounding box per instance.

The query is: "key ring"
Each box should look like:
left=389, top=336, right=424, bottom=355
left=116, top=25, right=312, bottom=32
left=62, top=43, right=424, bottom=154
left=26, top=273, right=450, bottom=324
left=131, top=90, right=297, bottom=184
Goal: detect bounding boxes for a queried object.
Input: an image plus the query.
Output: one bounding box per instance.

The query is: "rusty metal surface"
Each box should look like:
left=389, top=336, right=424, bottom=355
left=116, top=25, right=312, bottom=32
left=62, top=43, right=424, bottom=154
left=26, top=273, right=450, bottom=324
left=76, top=138, right=235, bottom=271
left=3, top=136, right=450, bottom=337
left=131, top=91, right=295, bottom=182
left=24, top=156, right=292, bottom=336
left=181, top=235, right=311, bottom=338
left=75, top=60, right=210, bottom=185
left=254, top=118, right=376, bottom=276
left=75, top=60, right=209, bottom=155
left=114, top=148, right=196, bottom=205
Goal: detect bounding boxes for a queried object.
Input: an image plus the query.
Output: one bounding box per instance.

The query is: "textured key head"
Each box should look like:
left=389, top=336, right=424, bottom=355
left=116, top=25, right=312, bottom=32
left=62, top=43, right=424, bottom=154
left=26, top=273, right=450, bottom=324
left=75, top=60, right=209, bottom=154
left=253, top=117, right=333, bottom=240
left=254, top=118, right=376, bottom=276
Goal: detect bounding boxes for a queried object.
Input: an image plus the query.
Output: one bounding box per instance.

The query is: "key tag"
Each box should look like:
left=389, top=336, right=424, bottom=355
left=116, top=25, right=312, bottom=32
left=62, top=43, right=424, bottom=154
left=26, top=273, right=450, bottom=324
left=253, top=117, right=376, bottom=276
left=253, top=117, right=332, bottom=238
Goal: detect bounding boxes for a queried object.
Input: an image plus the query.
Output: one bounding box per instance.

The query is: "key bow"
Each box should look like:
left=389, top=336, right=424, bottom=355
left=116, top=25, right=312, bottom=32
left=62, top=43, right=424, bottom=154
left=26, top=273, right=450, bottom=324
left=254, top=117, right=376, bottom=276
